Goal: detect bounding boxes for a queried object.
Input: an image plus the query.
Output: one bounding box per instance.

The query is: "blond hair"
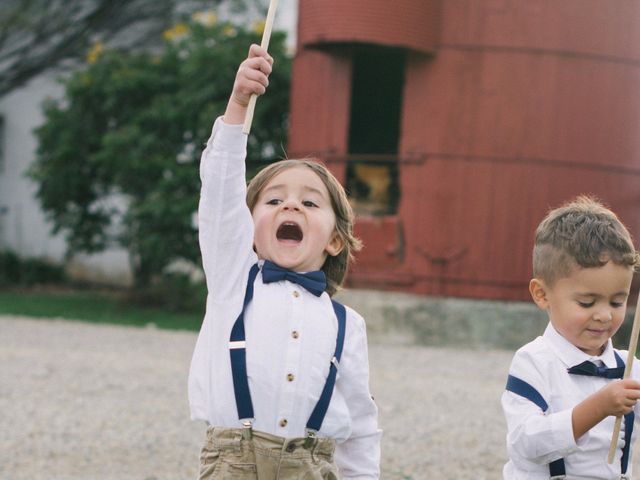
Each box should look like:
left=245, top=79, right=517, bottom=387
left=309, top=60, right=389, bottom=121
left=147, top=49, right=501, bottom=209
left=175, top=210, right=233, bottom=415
left=246, top=159, right=362, bottom=296
left=533, top=195, right=638, bottom=285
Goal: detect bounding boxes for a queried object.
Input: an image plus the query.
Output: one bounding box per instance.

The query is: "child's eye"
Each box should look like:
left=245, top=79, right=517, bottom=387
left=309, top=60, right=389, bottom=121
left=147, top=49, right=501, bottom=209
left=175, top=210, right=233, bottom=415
left=266, top=199, right=281, bottom=205
left=302, top=200, right=318, bottom=208
left=611, top=301, right=625, bottom=308
left=577, top=301, right=595, bottom=308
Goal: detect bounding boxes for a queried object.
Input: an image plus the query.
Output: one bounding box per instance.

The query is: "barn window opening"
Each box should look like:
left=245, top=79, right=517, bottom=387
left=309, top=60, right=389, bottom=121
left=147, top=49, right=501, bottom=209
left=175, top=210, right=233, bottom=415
left=346, top=47, right=405, bottom=216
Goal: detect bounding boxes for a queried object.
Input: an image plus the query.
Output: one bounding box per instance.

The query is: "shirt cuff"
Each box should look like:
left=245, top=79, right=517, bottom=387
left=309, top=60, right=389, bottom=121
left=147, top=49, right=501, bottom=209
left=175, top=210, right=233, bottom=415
left=200, top=117, right=248, bottom=181
left=210, top=117, right=248, bottom=155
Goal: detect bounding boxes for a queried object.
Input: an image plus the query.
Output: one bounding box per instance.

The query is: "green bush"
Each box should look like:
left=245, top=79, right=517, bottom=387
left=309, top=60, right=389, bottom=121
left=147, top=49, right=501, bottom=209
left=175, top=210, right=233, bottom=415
left=30, top=17, right=290, bottom=289
left=0, top=250, right=66, bottom=287
left=126, top=273, right=207, bottom=313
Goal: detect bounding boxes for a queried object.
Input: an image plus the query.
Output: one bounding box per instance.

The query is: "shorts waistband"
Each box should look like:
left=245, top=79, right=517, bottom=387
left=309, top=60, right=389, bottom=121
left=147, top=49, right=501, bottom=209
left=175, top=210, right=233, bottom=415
left=205, top=426, right=335, bottom=457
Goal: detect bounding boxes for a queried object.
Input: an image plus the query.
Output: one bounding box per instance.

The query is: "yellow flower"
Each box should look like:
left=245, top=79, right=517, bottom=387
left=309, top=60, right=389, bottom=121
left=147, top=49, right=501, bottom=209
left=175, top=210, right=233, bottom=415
left=163, top=23, right=189, bottom=41
left=223, top=25, right=237, bottom=37
left=86, top=42, right=104, bottom=65
left=192, top=10, right=217, bottom=27
left=253, top=20, right=266, bottom=36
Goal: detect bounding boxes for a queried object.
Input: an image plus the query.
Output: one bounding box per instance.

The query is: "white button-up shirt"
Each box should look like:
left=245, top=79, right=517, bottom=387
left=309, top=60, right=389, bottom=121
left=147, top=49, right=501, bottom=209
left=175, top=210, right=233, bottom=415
left=188, top=118, right=381, bottom=478
left=502, top=323, right=640, bottom=479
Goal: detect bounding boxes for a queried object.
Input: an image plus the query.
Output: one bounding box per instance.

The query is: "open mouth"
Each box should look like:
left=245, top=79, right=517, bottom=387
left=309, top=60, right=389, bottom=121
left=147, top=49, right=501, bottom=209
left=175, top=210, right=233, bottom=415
left=276, top=222, right=303, bottom=242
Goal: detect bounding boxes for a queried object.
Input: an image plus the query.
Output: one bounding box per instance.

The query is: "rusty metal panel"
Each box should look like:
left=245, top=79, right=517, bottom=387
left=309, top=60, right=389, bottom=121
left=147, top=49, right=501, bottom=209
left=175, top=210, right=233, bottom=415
left=291, top=1, right=640, bottom=301
left=401, top=50, right=640, bottom=170
left=288, top=49, right=351, bottom=165
left=353, top=216, right=404, bottom=268
left=298, top=0, right=440, bottom=54
left=390, top=159, right=640, bottom=300
left=440, top=0, right=640, bottom=61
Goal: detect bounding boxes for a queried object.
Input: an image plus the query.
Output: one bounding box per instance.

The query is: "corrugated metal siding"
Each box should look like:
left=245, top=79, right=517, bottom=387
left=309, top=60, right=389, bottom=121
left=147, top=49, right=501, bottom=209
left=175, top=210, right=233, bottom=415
left=291, top=0, right=640, bottom=300
left=298, top=0, right=439, bottom=54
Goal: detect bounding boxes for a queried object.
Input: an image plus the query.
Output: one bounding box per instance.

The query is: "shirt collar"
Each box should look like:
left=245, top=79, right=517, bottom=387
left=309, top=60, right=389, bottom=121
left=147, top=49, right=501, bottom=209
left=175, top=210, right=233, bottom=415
left=542, top=322, right=617, bottom=368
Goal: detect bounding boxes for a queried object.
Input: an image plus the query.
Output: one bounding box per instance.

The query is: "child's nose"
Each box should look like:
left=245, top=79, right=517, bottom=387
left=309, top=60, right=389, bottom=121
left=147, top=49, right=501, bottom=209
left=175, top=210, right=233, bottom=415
left=281, top=198, right=300, bottom=211
left=594, top=308, right=613, bottom=322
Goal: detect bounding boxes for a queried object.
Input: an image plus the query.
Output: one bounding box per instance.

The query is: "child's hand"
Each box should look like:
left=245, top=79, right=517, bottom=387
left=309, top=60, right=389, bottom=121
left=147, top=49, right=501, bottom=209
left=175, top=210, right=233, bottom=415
left=229, top=44, right=274, bottom=109
left=597, top=379, right=640, bottom=417
left=572, top=379, right=640, bottom=440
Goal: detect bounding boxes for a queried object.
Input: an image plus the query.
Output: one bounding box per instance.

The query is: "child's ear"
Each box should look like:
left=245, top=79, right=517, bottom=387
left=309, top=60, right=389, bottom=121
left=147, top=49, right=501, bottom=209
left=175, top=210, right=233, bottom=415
left=325, top=232, right=344, bottom=257
left=529, top=278, right=549, bottom=310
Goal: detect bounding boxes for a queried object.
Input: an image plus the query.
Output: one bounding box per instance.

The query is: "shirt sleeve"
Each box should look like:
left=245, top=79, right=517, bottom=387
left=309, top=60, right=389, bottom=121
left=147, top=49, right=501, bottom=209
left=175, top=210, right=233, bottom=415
left=334, top=309, right=382, bottom=479
left=502, top=350, right=579, bottom=468
left=198, top=117, right=257, bottom=301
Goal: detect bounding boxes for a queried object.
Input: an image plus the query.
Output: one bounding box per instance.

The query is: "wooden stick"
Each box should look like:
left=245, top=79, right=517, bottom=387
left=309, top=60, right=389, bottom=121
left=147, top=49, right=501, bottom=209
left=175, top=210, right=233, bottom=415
left=607, top=292, right=640, bottom=463
left=242, top=0, right=280, bottom=135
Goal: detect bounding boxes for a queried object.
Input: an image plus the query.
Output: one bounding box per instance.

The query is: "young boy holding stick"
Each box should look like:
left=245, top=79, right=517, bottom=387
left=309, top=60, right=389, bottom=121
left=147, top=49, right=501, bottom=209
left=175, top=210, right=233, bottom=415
left=188, top=44, right=381, bottom=479
left=502, top=196, right=640, bottom=478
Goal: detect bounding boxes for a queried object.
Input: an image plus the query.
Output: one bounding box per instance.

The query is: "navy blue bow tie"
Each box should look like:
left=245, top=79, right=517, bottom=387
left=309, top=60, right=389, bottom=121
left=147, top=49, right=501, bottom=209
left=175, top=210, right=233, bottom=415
left=261, top=260, right=327, bottom=297
left=567, top=361, right=625, bottom=379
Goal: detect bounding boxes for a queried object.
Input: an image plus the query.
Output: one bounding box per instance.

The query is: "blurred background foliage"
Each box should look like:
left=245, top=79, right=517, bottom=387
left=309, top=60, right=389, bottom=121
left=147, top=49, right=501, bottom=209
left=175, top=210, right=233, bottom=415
left=0, top=0, right=268, bottom=97
left=26, top=15, right=291, bottom=310
left=0, top=250, right=66, bottom=288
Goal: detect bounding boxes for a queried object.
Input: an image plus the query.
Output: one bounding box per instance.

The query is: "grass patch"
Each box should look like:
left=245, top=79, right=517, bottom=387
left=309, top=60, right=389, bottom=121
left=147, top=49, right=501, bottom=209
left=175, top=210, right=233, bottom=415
left=0, top=289, right=203, bottom=331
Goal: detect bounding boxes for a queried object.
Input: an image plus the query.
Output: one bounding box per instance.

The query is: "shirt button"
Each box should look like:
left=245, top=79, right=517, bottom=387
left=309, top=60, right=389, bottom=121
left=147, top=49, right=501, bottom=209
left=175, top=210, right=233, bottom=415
left=292, top=330, right=299, bottom=339
left=292, top=290, right=300, bottom=298
left=279, top=418, right=288, bottom=427
left=287, top=373, right=295, bottom=382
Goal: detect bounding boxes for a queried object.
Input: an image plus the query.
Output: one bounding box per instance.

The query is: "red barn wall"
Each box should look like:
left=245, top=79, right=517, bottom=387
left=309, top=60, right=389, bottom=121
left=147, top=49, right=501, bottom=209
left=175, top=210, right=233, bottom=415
left=290, top=0, right=640, bottom=300
left=298, top=0, right=440, bottom=54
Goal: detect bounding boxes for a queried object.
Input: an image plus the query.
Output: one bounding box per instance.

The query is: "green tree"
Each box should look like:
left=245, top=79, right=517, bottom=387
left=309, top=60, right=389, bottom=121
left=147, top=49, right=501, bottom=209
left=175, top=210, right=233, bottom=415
left=30, top=17, right=290, bottom=288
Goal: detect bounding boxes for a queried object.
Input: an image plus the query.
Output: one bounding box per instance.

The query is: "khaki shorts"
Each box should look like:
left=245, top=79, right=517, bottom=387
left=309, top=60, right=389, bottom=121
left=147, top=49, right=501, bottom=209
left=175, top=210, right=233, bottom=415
left=198, top=426, right=339, bottom=480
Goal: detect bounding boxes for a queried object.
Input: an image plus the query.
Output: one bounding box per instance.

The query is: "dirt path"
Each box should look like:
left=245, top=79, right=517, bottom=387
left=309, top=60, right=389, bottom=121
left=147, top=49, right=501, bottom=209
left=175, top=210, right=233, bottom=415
left=0, top=314, right=541, bottom=479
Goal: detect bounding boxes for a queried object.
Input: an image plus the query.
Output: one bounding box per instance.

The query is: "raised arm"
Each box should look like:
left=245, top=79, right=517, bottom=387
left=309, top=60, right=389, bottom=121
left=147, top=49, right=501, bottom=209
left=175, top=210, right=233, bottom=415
left=198, top=45, right=273, bottom=300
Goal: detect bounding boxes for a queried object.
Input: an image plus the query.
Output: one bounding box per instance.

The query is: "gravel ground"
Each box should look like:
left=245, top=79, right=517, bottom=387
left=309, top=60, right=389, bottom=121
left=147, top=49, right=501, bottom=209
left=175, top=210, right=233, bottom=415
left=2, top=314, right=633, bottom=479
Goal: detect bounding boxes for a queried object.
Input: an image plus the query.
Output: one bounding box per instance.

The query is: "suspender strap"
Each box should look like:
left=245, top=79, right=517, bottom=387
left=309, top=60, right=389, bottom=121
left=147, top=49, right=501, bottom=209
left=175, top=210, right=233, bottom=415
left=229, top=263, right=260, bottom=421
left=614, top=351, right=634, bottom=475
left=548, top=460, right=566, bottom=478
left=229, top=263, right=347, bottom=432
left=306, top=299, right=347, bottom=432
left=505, top=375, right=566, bottom=477
left=622, top=411, right=634, bottom=474
left=506, top=375, right=548, bottom=411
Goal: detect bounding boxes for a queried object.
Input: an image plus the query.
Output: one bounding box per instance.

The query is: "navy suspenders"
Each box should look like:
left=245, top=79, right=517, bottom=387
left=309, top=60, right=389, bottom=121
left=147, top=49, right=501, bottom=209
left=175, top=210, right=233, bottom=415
left=307, top=299, right=346, bottom=432
left=505, top=375, right=566, bottom=477
left=229, top=263, right=260, bottom=422
left=505, top=351, right=634, bottom=477
left=229, top=262, right=347, bottom=436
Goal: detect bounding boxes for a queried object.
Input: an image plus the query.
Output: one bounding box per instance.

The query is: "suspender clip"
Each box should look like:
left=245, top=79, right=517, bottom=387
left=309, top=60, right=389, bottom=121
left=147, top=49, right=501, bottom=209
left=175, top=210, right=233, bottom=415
left=304, top=429, right=317, bottom=449
left=229, top=340, right=246, bottom=349
left=241, top=419, right=253, bottom=440
left=331, top=356, right=339, bottom=370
